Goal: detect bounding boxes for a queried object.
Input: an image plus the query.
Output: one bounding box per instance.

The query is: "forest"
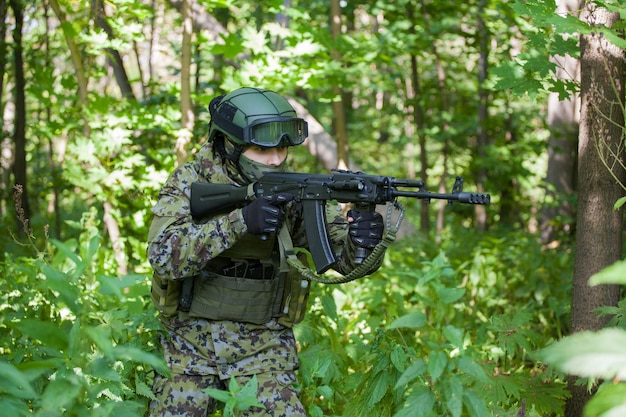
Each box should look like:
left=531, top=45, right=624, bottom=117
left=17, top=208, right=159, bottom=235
left=1, top=0, right=626, bottom=416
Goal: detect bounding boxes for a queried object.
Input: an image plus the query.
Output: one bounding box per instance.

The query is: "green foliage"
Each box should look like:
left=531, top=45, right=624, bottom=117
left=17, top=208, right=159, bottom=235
left=296, top=229, right=571, bottom=416
left=1, top=0, right=602, bottom=416
left=0, top=212, right=165, bottom=416
left=536, top=261, right=626, bottom=417
left=205, top=375, right=266, bottom=417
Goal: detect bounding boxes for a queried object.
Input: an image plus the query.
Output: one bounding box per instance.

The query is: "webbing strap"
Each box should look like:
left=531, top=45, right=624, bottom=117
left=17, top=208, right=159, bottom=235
left=277, top=202, right=405, bottom=285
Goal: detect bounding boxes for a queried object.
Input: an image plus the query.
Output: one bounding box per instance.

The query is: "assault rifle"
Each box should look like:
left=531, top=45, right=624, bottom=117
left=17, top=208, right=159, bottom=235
left=190, top=170, right=490, bottom=274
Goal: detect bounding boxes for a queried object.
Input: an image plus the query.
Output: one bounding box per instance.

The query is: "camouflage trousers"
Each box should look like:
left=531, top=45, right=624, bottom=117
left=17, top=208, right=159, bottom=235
left=148, top=370, right=307, bottom=417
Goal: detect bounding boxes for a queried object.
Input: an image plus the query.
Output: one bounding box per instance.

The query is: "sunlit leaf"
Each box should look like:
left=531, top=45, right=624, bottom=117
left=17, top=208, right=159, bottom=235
left=589, top=260, right=626, bottom=286
left=387, top=312, right=427, bottom=329
left=536, top=329, right=626, bottom=380
left=584, top=382, right=626, bottom=417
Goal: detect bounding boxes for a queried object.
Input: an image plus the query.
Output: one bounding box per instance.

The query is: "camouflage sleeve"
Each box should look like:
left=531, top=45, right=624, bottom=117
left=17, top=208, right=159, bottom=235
left=147, top=167, right=248, bottom=280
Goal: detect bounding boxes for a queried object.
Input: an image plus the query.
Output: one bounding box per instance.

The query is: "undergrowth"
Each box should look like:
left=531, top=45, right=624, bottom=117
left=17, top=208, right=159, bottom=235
left=1, top=215, right=573, bottom=416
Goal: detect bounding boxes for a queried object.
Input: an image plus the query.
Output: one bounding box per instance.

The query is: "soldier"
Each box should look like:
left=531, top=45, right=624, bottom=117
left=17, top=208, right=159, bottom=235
left=147, top=87, right=386, bottom=416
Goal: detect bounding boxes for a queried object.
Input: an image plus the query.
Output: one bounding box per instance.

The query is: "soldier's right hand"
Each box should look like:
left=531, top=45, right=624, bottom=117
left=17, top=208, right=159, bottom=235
left=242, top=193, right=294, bottom=235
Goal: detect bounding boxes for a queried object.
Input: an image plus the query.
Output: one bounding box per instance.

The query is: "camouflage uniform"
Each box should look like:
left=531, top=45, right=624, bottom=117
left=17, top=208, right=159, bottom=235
left=147, top=142, right=382, bottom=416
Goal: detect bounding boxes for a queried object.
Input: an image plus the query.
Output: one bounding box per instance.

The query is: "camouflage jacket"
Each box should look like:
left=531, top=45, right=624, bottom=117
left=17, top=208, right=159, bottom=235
left=147, top=142, right=381, bottom=377
left=147, top=141, right=375, bottom=282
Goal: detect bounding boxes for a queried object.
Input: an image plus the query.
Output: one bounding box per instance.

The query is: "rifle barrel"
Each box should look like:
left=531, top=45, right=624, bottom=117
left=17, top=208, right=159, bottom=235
left=393, top=190, right=490, bottom=205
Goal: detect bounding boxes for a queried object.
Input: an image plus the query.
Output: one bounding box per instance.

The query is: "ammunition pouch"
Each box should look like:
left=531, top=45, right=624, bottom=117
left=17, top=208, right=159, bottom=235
left=151, top=273, right=182, bottom=318
left=278, top=252, right=311, bottom=327
left=189, top=261, right=284, bottom=325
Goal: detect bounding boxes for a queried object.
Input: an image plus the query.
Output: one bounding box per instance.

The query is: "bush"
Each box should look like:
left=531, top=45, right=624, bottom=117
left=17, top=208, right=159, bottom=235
left=0, top=210, right=166, bottom=417
left=296, top=228, right=571, bottom=417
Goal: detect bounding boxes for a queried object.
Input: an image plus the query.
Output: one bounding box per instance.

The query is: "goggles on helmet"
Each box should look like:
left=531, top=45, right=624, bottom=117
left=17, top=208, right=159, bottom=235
left=245, top=117, right=308, bottom=147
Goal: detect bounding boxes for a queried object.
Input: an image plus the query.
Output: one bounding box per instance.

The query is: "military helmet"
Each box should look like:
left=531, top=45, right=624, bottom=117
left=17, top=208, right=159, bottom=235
left=208, top=87, right=308, bottom=148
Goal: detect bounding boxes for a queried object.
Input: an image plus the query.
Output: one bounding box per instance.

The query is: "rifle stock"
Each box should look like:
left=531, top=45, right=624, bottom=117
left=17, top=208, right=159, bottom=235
left=190, top=183, right=250, bottom=218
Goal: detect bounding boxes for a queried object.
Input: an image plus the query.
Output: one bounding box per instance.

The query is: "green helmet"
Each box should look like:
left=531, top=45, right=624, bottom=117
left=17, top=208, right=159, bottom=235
left=208, top=87, right=308, bottom=148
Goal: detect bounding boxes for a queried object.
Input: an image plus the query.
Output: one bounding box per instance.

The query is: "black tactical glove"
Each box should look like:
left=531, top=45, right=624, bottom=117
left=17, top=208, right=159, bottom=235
left=242, top=193, right=294, bottom=235
left=348, top=209, right=384, bottom=249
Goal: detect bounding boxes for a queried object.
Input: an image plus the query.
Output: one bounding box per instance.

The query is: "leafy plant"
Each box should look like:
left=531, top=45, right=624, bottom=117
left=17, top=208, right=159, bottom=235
left=296, top=235, right=569, bottom=417
left=205, top=375, right=266, bottom=417
left=0, top=210, right=166, bottom=417
left=536, top=261, right=626, bottom=417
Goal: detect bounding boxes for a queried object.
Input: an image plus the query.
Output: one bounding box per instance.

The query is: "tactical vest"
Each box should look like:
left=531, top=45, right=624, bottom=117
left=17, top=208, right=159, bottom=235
left=151, top=229, right=311, bottom=327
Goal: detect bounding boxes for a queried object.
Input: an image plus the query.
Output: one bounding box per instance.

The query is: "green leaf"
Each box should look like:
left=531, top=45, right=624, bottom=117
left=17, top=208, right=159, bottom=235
left=589, top=260, right=626, bottom=286
left=536, top=328, right=626, bottom=380
left=85, top=325, right=114, bottom=358
left=390, top=345, right=408, bottom=372
left=136, top=380, right=157, bottom=400
left=368, top=372, right=390, bottom=407
left=40, top=263, right=81, bottom=314
left=235, top=375, right=266, bottom=411
left=387, top=312, right=427, bottom=329
left=40, top=374, right=83, bottom=412
left=49, top=238, right=82, bottom=267
left=437, top=287, right=465, bottom=304
left=204, top=387, right=232, bottom=404
left=113, top=345, right=170, bottom=375
left=89, top=357, right=122, bottom=381
left=321, top=292, right=338, bottom=322
left=428, top=351, right=448, bottom=383
left=614, top=196, right=626, bottom=210
left=456, top=357, right=490, bottom=383
left=442, top=325, right=464, bottom=349
left=394, top=358, right=426, bottom=390
left=97, top=273, right=146, bottom=298
left=238, top=375, right=259, bottom=404
left=463, top=390, right=490, bottom=417
left=316, top=385, right=334, bottom=399
left=584, top=382, right=626, bottom=417
left=394, top=386, right=435, bottom=417
left=11, top=319, right=69, bottom=351
left=0, top=397, right=30, bottom=417
left=0, top=362, right=37, bottom=399
left=445, top=376, right=463, bottom=417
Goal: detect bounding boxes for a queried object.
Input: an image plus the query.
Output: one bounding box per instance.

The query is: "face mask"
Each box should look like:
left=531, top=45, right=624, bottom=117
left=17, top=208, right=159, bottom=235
left=238, top=152, right=288, bottom=182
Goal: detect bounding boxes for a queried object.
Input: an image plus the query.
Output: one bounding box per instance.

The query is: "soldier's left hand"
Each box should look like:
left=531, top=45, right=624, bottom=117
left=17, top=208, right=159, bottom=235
left=347, top=210, right=384, bottom=249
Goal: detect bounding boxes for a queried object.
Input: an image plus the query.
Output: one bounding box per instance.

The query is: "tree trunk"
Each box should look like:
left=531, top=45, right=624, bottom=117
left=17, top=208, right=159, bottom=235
left=330, top=0, right=349, bottom=170
left=475, top=0, right=489, bottom=231
left=175, top=0, right=194, bottom=166
left=406, top=3, right=429, bottom=231
left=0, top=0, right=9, bottom=219
left=92, top=0, right=135, bottom=100
left=565, top=5, right=625, bottom=416
left=9, top=0, right=29, bottom=230
left=48, top=0, right=90, bottom=135
left=541, top=0, right=581, bottom=244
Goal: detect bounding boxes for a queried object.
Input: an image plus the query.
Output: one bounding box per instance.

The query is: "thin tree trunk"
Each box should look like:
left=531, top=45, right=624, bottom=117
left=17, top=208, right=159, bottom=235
left=418, top=0, right=451, bottom=237
left=9, top=0, right=29, bottom=230
left=541, top=0, right=581, bottom=244
left=43, top=0, right=61, bottom=239
left=0, top=0, right=9, bottom=219
left=330, top=0, right=349, bottom=170
left=407, top=3, right=428, bottom=231
left=92, top=0, right=135, bottom=99
left=175, top=0, right=194, bottom=166
left=475, top=0, right=489, bottom=231
left=48, top=0, right=90, bottom=136
left=565, top=5, right=625, bottom=416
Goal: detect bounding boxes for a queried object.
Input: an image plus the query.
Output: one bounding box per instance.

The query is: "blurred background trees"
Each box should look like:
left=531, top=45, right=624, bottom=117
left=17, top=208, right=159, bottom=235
left=1, top=0, right=625, bottom=416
